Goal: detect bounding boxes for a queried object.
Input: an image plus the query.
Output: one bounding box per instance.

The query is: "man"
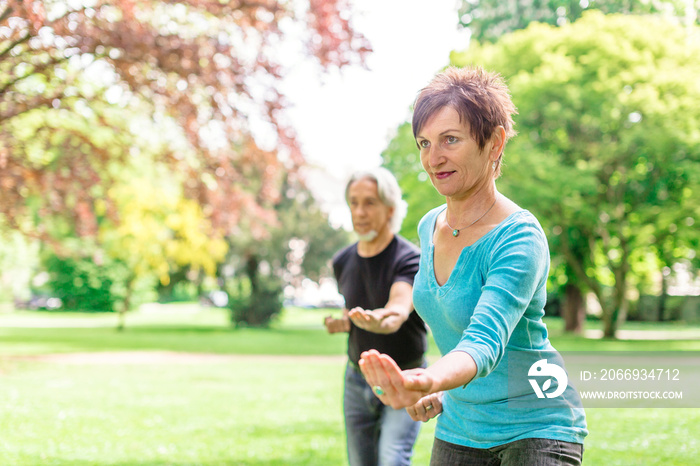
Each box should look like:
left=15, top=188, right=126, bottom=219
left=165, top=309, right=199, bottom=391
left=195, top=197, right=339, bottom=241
left=325, top=167, right=427, bottom=466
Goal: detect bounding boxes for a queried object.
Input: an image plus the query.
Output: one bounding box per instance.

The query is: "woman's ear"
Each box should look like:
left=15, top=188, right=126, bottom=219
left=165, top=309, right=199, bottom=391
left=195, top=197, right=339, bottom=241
left=489, top=126, right=506, bottom=162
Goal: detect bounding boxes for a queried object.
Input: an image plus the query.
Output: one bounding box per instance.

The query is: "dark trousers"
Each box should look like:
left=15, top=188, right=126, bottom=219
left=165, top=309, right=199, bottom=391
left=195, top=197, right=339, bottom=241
left=430, top=437, right=583, bottom=466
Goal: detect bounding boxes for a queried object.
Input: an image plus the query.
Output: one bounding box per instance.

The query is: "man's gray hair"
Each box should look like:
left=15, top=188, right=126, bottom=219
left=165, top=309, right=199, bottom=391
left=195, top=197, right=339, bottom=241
left=345, top=167, right=408, bottom=234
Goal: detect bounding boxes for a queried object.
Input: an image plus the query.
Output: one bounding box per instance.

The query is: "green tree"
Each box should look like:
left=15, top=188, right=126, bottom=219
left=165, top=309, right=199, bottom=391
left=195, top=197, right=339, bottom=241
left=100, top=170, right=227, bottom=330
left=649, top=186, right=700, bottom=320
left=451, top=12, right=700, bottom=337
left=43, top=249, right=121, bottom=312
left=459, top=0, right=698, bottom=43
left=226, top=174, right=350, bottom=327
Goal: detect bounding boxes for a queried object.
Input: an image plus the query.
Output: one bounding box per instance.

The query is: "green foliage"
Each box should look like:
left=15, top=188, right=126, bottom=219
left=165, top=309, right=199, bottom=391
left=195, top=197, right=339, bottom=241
left=228, top=274, right=284, bottom=327
left=42, top=249, right=158, bottom=313
left=226, top=177, right=350, bottom=328
left=160, top=279, right=200, bottom=303
left=274, top=182, right=351, bottom=283
left=44, top=254, right=117, bottom=312
left=459, top=0, right=698, bottom=43
left=100, top=161, right=228, bottom=305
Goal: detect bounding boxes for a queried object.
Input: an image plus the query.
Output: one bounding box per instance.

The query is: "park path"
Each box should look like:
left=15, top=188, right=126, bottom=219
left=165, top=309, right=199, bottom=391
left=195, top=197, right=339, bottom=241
left=584, top=329, right=700, bottom=340
left=6, top=351, right=346, bottom=365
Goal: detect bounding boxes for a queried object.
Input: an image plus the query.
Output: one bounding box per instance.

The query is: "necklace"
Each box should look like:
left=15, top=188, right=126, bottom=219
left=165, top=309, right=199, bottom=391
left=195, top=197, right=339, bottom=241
left=445, top=198, right=497, bottom=237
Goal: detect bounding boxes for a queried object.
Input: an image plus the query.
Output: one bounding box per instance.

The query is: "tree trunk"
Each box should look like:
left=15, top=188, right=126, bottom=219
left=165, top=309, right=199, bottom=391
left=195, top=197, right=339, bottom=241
left=246, top=255, right=260, bottom=298
left=601, top=280, right=628, bottom=339
left=117, top=274, right=135, bottom=332
left=607, top=254, right=629, bottom=338
left=601, top=301, right=617, bottom=339
left=229, top=254, right=260, bottom=326
left=117, top=308, right=126, bottom=332
left=562, top=283, right=585, bottom=334
left=658, top=271, right=668, bottom=322
left=616, top=298, right=629, bottom=333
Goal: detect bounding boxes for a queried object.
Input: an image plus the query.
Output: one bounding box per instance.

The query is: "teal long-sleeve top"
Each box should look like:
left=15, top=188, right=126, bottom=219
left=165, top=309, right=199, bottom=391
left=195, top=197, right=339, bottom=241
left=413, top=206, right=588, bottom=448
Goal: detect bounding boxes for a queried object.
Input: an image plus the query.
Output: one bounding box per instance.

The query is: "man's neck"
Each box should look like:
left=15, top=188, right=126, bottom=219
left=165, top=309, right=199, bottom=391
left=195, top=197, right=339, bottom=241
left=357, top=229, right=395, bottom=258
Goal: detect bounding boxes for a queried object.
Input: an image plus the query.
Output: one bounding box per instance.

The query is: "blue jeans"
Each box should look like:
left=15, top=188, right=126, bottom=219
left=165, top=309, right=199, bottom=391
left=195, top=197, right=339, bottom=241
left=344, top=363, right=421, bottom=466
left=430, top=437, right=583, bottom=466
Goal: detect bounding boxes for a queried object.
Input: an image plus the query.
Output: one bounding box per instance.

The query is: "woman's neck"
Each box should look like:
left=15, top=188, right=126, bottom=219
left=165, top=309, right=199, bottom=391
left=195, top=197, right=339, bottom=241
left=445, top=183, right=498, bottom=229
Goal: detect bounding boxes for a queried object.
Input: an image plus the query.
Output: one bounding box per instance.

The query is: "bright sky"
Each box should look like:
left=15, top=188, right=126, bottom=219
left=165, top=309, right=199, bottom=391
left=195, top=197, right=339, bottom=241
left=281, top=0, right=470, bottom=228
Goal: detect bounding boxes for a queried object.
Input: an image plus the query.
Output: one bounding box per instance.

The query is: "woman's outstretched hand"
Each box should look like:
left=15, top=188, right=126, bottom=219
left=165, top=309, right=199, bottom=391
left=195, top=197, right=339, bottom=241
left=359, top=349, right=436, bottom=410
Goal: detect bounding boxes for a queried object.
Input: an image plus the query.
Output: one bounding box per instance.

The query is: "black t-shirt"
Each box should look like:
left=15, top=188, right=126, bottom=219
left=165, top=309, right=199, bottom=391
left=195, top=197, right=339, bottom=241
left=333, top=235, right=426, bottom=369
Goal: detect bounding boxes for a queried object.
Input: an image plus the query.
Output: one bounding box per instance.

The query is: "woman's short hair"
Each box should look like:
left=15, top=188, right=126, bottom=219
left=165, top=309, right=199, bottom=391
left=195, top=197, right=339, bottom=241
left=412, top=66, right=518, bottom=176
left=345, top=167, right=407, bottom=234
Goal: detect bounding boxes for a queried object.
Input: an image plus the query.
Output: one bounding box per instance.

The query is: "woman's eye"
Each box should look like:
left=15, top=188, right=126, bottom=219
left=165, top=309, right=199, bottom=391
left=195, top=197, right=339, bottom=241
left=446, top=136, right=458, bottom=144
left=418, top=140, right=430, bottom=148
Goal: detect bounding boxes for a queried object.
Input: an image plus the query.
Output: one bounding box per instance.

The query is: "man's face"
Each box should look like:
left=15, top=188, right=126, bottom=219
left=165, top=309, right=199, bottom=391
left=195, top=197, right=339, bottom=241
left=347, top=178, right=393, bottom=241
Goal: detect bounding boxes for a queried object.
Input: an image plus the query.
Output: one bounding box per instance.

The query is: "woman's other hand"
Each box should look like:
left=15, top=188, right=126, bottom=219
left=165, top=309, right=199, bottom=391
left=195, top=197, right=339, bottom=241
left=407, top=391, right=443, bottom=422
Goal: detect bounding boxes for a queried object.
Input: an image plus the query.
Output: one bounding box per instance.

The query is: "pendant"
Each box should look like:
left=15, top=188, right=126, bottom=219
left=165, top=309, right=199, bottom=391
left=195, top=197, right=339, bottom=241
left=452, top=229, right=460, bottom=237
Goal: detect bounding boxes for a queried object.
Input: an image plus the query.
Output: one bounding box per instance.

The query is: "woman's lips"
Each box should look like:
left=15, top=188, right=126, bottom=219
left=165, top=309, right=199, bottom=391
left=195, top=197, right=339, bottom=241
left=435, top=171, right=454, bottom=180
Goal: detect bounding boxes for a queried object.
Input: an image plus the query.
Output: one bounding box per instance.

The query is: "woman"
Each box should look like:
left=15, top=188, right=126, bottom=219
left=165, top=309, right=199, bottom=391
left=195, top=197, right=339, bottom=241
left=359, top=66, right=587, bottom=465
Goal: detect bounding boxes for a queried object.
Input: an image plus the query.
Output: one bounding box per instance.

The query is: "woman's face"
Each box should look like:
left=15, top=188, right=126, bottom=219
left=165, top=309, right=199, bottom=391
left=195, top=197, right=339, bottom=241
left=416, top=106, right=498, bottom=200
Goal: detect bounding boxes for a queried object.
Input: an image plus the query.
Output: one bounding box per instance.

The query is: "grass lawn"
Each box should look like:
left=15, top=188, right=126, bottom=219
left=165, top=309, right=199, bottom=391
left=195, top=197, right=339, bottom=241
left=1, top=305, right=699, bottom=465
left=1, top=357, right=350, bottom=465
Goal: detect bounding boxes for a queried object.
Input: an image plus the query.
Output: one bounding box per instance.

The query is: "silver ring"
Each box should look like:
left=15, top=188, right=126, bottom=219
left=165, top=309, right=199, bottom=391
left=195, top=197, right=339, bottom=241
left=425, top=404, right=433, bottom=411
left=373, top=386, right=385, bottom=396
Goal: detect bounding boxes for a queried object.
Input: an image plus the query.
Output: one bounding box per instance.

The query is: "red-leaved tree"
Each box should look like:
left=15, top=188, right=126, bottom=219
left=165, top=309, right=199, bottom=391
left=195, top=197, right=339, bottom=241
left=0, top=0, right=370, bottom=241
